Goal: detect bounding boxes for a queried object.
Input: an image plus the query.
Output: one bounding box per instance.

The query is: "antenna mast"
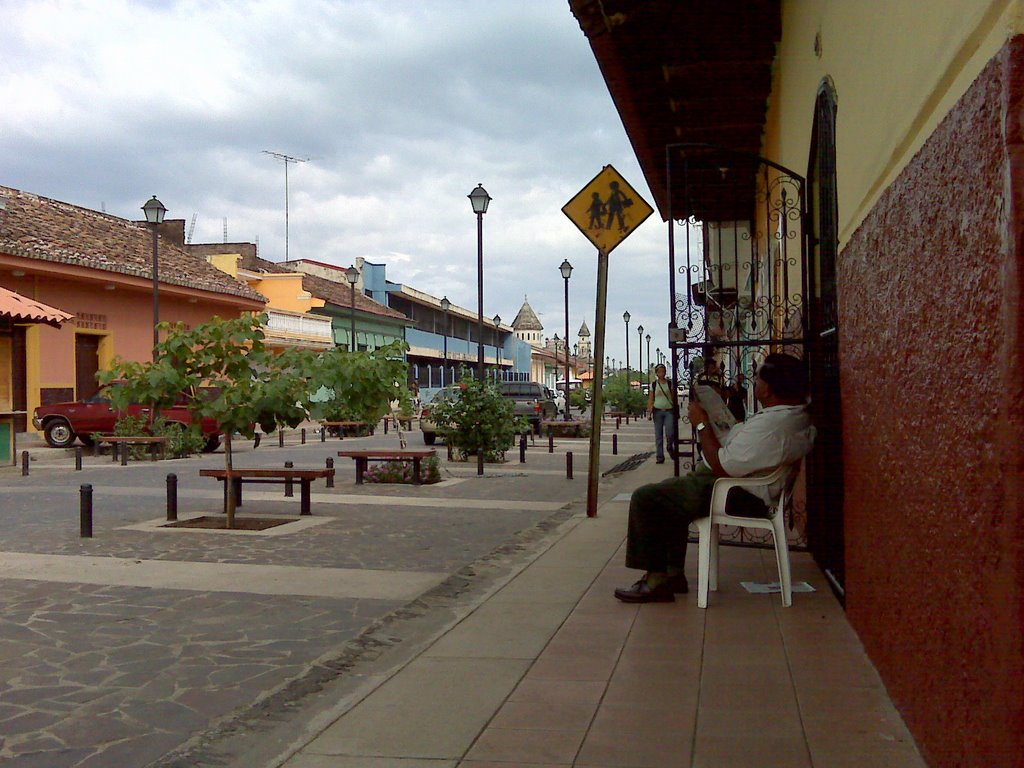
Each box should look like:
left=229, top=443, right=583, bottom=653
left=262, top=150, right=308, bottom=261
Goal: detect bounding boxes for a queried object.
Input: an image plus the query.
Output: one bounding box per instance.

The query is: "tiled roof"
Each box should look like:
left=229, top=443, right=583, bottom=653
left=246, top=256, right=409, bottom=322
left=578, top=321, right=591, bottom=337
left=0, top=285, right=74, bottom=327
left=0, top=186, right=265, bottom=303
left=512, top=298, right=544, bottom=331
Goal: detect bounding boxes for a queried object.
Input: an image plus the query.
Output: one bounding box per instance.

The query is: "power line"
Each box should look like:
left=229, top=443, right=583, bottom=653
left=261, top=150, right=309, bottom=261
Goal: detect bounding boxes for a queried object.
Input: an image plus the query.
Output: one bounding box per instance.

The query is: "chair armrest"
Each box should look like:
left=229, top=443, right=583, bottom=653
left=708, top=463, right=794, bottom=517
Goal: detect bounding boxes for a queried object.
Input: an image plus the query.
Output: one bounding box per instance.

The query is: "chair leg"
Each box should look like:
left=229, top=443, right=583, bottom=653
left=771, top=516, right=793, bottom=607
left=696, top=517, right=712, bottom=609
left=709, top=523, right=720, bottom=592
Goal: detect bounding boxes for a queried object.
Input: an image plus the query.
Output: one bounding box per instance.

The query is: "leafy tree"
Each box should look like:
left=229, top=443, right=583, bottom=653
left=603, top=375, right=647, bottom=416
left=430, top=376, right=526, bottom=462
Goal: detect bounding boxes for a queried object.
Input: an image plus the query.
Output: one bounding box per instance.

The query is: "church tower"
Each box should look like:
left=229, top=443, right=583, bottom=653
left=512, top=297, right=544, bottom=348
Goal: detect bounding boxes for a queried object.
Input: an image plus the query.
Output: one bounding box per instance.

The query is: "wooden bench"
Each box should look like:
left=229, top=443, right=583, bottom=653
left=321, top=420, right=374, bottom=439
left=337, top=449, right=436, bottom=485
left=97, top=435, right=168, bottom=464
left=199, top=467, right=335, bottom=516
left=542, top=419, right=587, bottom=437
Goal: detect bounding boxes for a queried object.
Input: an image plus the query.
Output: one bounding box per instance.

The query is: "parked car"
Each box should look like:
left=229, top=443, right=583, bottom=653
left=500, top=381, right=557, bottom=434
left=418, top=385, right=461, bottom=445
left=32, top=384, right=223, bottom=451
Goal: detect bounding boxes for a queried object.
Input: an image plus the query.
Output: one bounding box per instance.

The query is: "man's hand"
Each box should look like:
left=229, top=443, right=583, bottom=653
left=687, top=400, right=708, bottom=426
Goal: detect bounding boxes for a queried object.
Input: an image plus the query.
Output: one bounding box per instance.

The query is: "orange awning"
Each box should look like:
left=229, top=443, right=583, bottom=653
left=0, top=286, right=73, bottom=327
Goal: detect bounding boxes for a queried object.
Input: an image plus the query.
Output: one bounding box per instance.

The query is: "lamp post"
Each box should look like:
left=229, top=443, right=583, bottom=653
left=344, top=265, right=360, bottom=351
left=493, top=314, right=501, bottom=380
left=142, top=196, right=167, bottom=360
left=622, top=311, right=631, bottom=385
left=646, top=333, right=652, bottom=381
left=656, top=348, right=661, bottom=367
left=440, top=296, right=450, bottom=387
left=468, top=184, right=491, bottom=477
left=637, top=324, right=644, bottom=389
left=559, top=259, right=573, bottom=419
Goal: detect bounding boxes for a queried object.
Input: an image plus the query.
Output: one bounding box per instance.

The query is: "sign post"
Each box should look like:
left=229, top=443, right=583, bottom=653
left=562, top=165, right=653, bottom=517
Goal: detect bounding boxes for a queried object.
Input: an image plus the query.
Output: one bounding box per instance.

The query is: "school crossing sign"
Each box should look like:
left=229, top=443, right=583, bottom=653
left=562, top=165, right=653, bottom=254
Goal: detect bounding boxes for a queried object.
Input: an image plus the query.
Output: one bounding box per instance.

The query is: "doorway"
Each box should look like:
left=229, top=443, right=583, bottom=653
left=75, top=334, right=101, bottom=400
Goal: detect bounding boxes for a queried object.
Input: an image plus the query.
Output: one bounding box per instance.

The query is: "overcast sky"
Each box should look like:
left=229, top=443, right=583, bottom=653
left=0, top=0, right=675, bottom=371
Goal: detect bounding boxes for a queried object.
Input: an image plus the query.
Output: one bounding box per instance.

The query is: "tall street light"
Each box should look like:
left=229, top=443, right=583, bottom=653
left=142, top=196, right=167, bottom=360
left=637, top=324, right=644, bottom=390
left=622, top=311, right=631, bottom=385
left=345, top=265, right=359, bottom=352
left=646, top=333, right=652, bottom=381
left=559, top=259, right=573, bottom=419
left=440, top=296, right=451, bottom=387
left=468, top=183, right=491, bottom=477
left=493, top=314, right=501, bottom=380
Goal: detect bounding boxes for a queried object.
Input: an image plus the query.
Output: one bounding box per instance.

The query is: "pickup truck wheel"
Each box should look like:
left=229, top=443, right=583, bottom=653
left=203, top=435, right=221, bottom=453
left=44, top=419, right=76, bottom=448
left=423, top=432, right=436, bottom=445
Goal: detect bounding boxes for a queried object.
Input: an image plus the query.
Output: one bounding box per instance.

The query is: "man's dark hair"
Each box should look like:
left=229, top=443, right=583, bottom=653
left=757, top=353, right=808, bottom=402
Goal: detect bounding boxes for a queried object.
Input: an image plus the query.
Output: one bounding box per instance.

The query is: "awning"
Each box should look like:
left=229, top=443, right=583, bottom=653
left=0, top=286, right=74, bottom=327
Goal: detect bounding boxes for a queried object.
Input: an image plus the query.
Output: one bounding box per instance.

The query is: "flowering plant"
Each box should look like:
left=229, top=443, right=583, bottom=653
left=364, top=456, right=441, bottom=484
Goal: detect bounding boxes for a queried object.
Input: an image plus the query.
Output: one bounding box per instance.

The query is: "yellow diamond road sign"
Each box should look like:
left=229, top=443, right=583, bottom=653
left=562, top=165, right=654, bottom=254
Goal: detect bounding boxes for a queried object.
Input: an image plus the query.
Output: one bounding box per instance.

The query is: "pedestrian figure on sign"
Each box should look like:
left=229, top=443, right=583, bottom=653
left=605, top=181, right=632, bottom=232
left=587, top=192, right=606, bottom=230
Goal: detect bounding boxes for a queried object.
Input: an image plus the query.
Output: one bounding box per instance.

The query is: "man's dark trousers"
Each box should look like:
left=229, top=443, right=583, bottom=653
left=625, top=465, right=717, bottom=572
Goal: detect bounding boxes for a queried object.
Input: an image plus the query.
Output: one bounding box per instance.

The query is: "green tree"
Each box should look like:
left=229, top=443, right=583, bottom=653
left=431, top=376, right=526, bottom=462
left=603, top=375, right=647, bottom=416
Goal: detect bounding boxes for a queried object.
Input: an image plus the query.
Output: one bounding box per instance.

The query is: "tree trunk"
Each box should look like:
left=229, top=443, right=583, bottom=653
left=224, top=431, right=236, bottom=529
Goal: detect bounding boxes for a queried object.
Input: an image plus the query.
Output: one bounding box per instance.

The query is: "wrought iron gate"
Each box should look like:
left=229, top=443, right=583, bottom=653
left=666, top=144, right=811, bottom=550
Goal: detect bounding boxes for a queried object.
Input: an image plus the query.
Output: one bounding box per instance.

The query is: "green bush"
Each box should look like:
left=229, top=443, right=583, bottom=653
left=603, top=377, right=647, bottom=416
left=112, top=414, right=205, bottom=458
left=364, top=455, right=441, bottom=484
left=570, top=388, right=591, bottom=414
left=430, top=378, right=527, bottom=462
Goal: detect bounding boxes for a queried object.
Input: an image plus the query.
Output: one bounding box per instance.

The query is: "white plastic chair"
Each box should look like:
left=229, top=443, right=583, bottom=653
left=695, top=462, right=799, bottom=608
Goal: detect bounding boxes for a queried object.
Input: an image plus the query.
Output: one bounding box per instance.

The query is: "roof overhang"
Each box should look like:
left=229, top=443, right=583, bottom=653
left=569, top=0, right=781, bottom=222
left=0, top=285, right=73, bottom=327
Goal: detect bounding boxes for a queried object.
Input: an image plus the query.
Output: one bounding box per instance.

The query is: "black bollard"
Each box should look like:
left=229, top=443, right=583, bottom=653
left=75, top=447, right=83, bottom=471
left=566, top=451, right=573, bottom=480
left=121, top=443, right=129, bottom=466
left=320, top=426, right=326, bottom=443
left=384, top=418, right=389, bottom=435
left=254, top=432, right=261, bottom=449
left=326, top=457, right=334, bottom=488
left=301, top=428, right=306, bottom=445
left=284, top=461, right=294, bottom=497
left=279, top=430, right=285, bottom=448
left=166, top=473, right=178, bottom=521
left=613, top=434, right=618, bottom=455
left=616, top=416, right=622, bottom=430
left=519, top=434, right=527, bottom=463
left=21, top=450, right=29, bottom=476
left=548, top=431, right=554, bottom=454
left=80, top=484, right=93, bottom=537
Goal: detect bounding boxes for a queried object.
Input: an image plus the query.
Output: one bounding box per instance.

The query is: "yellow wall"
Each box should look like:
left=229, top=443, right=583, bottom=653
left=766, top=0, right=1024, bottom=243
left=244, top=273, right=325, bottom=314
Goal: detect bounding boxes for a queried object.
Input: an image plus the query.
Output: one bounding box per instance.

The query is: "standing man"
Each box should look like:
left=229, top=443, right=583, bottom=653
left=648, top=363, right=676, bottom=465
left=615, top=353, right=815, bottom=603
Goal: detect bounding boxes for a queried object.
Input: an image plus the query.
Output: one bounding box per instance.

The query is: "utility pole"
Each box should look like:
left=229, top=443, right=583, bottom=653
left=262, top=150, right=308, bottom=261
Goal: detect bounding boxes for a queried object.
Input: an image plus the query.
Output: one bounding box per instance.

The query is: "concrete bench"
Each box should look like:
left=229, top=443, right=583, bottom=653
left=337, top=449, right=437, bottom=485
left=199, top=467, right=335, bottom=515
left=97, top=435, right=168, bottom=464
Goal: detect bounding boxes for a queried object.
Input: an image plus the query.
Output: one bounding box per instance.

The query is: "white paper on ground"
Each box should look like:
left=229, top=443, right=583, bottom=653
left=742, top=581, right=815, bottom=594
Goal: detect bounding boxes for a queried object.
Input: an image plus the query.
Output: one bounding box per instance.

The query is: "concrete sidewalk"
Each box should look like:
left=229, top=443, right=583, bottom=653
left=261, top=459, right=926, bottom=768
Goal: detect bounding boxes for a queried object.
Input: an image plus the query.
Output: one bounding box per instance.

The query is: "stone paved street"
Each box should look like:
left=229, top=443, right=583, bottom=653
left=0, top=420, right=653, bottom=767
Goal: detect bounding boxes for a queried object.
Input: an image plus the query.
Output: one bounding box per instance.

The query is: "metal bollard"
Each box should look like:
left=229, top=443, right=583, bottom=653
left=519, top=434, right=527, bottom=463
left=301, top=428, right=306, bottom=445
left=548, top=431, right=554, bottom=454
left=254, top=432, right=261, bottom=449
left=326, top=457, right=334, bottom=488
left=616, top=416, right=622, bottom=429
left=613, top=434, right=618, bottom=455
left=21, top=450, right=29, bottom=476
left=80, top=484, right=93, bottom=537
left=121, top=443, right=129, bottom=466
left=284, top=461, right=294, bottom=497
left=166, top=473, right=178, bottom=521
left=279, top=430, right=285, bottom=448
left=75, top=447, right=83, bottom=471
left=566, top=451, right=573, bottom=479
left=384, top=418, right=389, bottom=435
left=320, top=426, right=326, bottom=443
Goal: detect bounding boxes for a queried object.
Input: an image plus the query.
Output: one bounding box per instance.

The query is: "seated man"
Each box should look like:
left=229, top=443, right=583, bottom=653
left=614, top=352, right=816, bottom=603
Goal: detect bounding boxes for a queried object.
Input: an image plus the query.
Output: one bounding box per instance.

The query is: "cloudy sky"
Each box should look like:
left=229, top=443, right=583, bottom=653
left=0, top=0, right=675, bottom=371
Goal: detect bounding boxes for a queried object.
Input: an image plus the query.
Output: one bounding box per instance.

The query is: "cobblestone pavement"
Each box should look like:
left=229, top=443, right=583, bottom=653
left=0, top=421, right=655, bottom=767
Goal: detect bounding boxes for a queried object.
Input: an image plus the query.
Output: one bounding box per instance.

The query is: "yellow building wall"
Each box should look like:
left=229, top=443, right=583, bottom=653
left=765, top=0, right=1024, bottom=243
left=245, top=274, right=325, bottom=314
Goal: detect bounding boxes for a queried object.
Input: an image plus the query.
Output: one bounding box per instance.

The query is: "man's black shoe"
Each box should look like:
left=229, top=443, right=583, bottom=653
left=668, top=574, right=689, bottom=594
left=614, top=578, right=675, bottom=603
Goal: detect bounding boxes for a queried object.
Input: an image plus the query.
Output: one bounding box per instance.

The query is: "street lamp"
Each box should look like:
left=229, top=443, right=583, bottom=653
left=468, top=183, right=491, bottom=477
left=142, top=195, right=167, bottom=360
left=623, top=311, right=631, bottom=385
left=646, top=333, right=652, bottom=381
left=559, top=259, right=573, bottom=419
left=493, top=314, right=502, bottom=380
left=440, top=296, right=450, bottom=387
left=345, top=265, right=359, bottom=352
left=637, top=324, right=644, bottom=389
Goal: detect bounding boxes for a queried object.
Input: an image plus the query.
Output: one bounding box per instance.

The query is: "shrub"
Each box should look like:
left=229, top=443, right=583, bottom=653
left=430, top=377, right=526, bottom=462
left=364, top=455, right=441, bottom=484
left=603, top=376, right=647, bottom=416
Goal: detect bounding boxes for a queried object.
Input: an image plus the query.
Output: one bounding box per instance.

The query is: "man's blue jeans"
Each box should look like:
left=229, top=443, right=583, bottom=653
left=652, top=408, right=674, bottom=461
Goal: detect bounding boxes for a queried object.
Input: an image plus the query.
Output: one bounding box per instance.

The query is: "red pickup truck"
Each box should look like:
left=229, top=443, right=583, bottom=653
left=32, top=385, right=222, bottom=451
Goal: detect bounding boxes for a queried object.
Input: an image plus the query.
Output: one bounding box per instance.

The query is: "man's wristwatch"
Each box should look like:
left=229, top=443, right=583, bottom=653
left=695, top=422, right=707, bottom=433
